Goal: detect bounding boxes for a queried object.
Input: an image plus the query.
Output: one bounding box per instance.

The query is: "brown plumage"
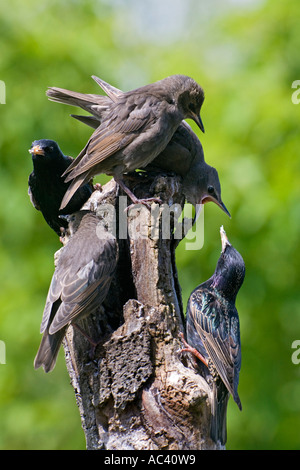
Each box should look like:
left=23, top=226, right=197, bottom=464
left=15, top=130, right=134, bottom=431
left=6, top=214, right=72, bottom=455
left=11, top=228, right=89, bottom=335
left=47, top=74, right=205, bottom=210
left=34, top=210, right=118, bottom=372
left=47, top=77, right=230, bottom=217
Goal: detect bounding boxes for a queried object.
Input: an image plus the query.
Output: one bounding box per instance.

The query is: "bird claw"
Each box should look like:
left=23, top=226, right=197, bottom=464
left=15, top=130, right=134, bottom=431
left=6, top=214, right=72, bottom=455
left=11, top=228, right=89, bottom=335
left=125, top=197, right=162, bottom=212
left=178, top=332, right=208, bottom=367
left=93, top=183, right=102, bottom=192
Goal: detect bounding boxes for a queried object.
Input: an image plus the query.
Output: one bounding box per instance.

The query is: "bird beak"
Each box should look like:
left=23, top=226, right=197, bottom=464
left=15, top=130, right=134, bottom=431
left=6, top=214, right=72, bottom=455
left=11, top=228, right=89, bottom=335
left=201, top=195, right=231, bottom=218
left=220, top=225, right=231, bottom=252
left=192, top=113, right=205, bottom=133
left=29, top=145, right=45, bottom=156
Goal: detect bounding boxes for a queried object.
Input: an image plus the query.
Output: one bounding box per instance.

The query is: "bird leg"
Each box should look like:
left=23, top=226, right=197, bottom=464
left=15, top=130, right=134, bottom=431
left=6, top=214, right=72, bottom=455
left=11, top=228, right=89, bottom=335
left=179, top=332, right=208, bottom=368
left=115, top=177, right=162, bottom=211
left=93, top=182, right=102, bottom=192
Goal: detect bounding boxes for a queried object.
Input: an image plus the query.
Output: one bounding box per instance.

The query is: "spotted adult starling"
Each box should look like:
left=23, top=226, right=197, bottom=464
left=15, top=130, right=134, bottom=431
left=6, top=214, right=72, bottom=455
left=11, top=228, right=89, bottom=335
left=28, top=139, right=93, bottom=235
left=47, top=78, right=229, bottom=217
left=181, top=226, right=245, bottom=444
left=48, top=75, right=205, bottom=210
left=34, top=210, right=118, bottom=372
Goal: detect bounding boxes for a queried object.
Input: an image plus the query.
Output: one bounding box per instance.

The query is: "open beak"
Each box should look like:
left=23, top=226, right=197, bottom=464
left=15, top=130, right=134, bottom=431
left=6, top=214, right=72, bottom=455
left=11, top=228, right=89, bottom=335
left=192, top=113, right=205, bottom=133
left=220, top=225, right=231, bottom=252
left=29, top=145, right=45, bottom=156
left=201, top=195, right=231, bottom=218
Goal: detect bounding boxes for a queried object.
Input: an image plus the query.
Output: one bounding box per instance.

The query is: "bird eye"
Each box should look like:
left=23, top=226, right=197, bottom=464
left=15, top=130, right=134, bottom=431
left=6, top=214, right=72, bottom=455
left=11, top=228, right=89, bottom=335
left=167, top=98, right=175, bottom=105
left=207, top=185, right=215, bottom=194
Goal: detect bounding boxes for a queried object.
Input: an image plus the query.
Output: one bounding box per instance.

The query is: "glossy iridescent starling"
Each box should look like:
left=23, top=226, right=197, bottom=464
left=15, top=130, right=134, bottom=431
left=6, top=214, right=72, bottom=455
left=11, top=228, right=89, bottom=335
left=34, top=210, right=118, bottom=372
left=28, top=139, right=93, bottom=235
left=181, top=226, right=245, bottom=445
left=47, top=77, right=230, bottom=217
left=47, top=75, right=205, bottom=210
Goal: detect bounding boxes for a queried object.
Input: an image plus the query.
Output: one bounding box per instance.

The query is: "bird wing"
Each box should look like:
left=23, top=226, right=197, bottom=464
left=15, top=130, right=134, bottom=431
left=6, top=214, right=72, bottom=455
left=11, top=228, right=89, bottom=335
left=28, top=173, right=41, bottom=211
left=189, top=289, right=241, bottom=399
left=63, top=96, right=157, bottom=180
left=48, top=238, right=118, bottom=334
left=39, top=268, right=65, bottom=334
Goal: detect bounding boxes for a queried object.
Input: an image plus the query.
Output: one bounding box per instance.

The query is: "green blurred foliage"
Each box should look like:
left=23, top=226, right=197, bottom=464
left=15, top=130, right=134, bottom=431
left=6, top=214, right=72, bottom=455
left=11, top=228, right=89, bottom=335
left=0, top=0, right=299, bottom=450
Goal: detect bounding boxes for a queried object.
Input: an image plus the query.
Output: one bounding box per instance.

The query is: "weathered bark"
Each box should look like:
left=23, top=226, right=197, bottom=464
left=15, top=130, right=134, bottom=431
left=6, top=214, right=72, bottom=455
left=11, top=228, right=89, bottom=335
left=60, top=174, right=224, bottom=450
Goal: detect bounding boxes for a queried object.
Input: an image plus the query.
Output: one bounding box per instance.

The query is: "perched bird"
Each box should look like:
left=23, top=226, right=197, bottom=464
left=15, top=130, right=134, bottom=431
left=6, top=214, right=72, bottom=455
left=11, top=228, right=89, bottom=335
left=34, top=210, right=118, bottom=372
left=47, top=74, right=205, bottom=210
left=47, top=77, right=230, bottom=218
left=181, top=226, right=245, bottom=445
left=149, top=122, right=230, bottom=218
left=28, top=139, right=93, bottom=235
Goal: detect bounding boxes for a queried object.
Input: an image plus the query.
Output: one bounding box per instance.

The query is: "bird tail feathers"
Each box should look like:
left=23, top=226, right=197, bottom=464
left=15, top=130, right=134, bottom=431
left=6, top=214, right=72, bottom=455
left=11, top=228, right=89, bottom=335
left=34, top=327, right=67, bottom=373
left=91, top=75, right=122, bottom=102
left=210, top=382, right=230, bottom=446
left=60, top=173, right=89, bottom=210
left=71, top=114, right=100, bottom=129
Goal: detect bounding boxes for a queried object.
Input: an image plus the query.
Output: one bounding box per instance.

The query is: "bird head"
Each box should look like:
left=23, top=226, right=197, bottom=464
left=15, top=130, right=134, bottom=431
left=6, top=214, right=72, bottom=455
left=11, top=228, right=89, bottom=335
left=166, top=75, right=205, bottom=133
left=183, top=163, right=230, bottom=219
left=199, top=165, right=231, bottom=217
left=212, top=226, right=246, bottom=300
left=29, top=139, right=61, bottom=160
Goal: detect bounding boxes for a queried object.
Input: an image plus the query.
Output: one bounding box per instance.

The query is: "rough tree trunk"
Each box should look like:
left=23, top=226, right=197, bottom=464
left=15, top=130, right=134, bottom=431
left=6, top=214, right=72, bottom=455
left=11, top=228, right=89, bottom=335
left=60, top=173, right=224, bottom=450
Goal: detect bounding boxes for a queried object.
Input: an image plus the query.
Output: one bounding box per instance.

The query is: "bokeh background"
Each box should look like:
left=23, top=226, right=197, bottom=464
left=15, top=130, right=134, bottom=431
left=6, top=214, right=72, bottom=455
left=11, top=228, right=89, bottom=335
left=1, top=0, right=300, bottom=450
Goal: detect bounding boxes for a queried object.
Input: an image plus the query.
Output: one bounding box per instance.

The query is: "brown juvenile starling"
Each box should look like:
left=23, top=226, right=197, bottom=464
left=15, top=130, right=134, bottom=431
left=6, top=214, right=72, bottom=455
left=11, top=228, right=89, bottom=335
left=47, top=77, right=230, bottom=217
left=150, top=122, right=230, bottom=217
left=47, top=75, right=205, bottom=210
left=28, top=139, right=93, bottom=235
left=34, top=210, right=118, bottom=372
left=181, top=226, right=245, bottom=444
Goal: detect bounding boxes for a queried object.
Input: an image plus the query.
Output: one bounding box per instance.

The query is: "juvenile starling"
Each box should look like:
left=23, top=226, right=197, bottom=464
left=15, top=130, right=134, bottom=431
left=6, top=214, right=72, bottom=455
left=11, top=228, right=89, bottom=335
left=150, top=122, right=230, bottom=218
left=48, top=75, right=205, bottom=210
left=47, top=78, right=230, bottom=217
left=181, top=226, right=245, bottom=444
left=34, top=210, right=118, bottom=372
left=28, top=139, right=93, bottom=235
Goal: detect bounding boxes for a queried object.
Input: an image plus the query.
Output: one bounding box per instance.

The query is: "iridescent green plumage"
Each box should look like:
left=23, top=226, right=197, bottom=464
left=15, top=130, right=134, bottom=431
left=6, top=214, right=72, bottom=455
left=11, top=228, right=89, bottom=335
left=185, top=227, right=245, bottom=445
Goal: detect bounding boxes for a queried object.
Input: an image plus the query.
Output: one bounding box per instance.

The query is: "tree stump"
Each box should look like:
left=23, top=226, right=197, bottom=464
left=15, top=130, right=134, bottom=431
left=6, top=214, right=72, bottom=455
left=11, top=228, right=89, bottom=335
left=60, top=173, right=224, bottom=450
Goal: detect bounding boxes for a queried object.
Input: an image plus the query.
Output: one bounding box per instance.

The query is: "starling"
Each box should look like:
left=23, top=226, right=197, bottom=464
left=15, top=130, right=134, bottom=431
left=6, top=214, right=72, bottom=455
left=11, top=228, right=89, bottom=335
left=150, top=122, right=230, bottom=218
left=181, top=226, right=245, bottom=444
left=47, top=74, right=205, bottom=210
left=47, top=78, right=230, bottom=217
left=34, top=210, right=118, bottom=372
left=28, top=139, right=93, bottom=235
